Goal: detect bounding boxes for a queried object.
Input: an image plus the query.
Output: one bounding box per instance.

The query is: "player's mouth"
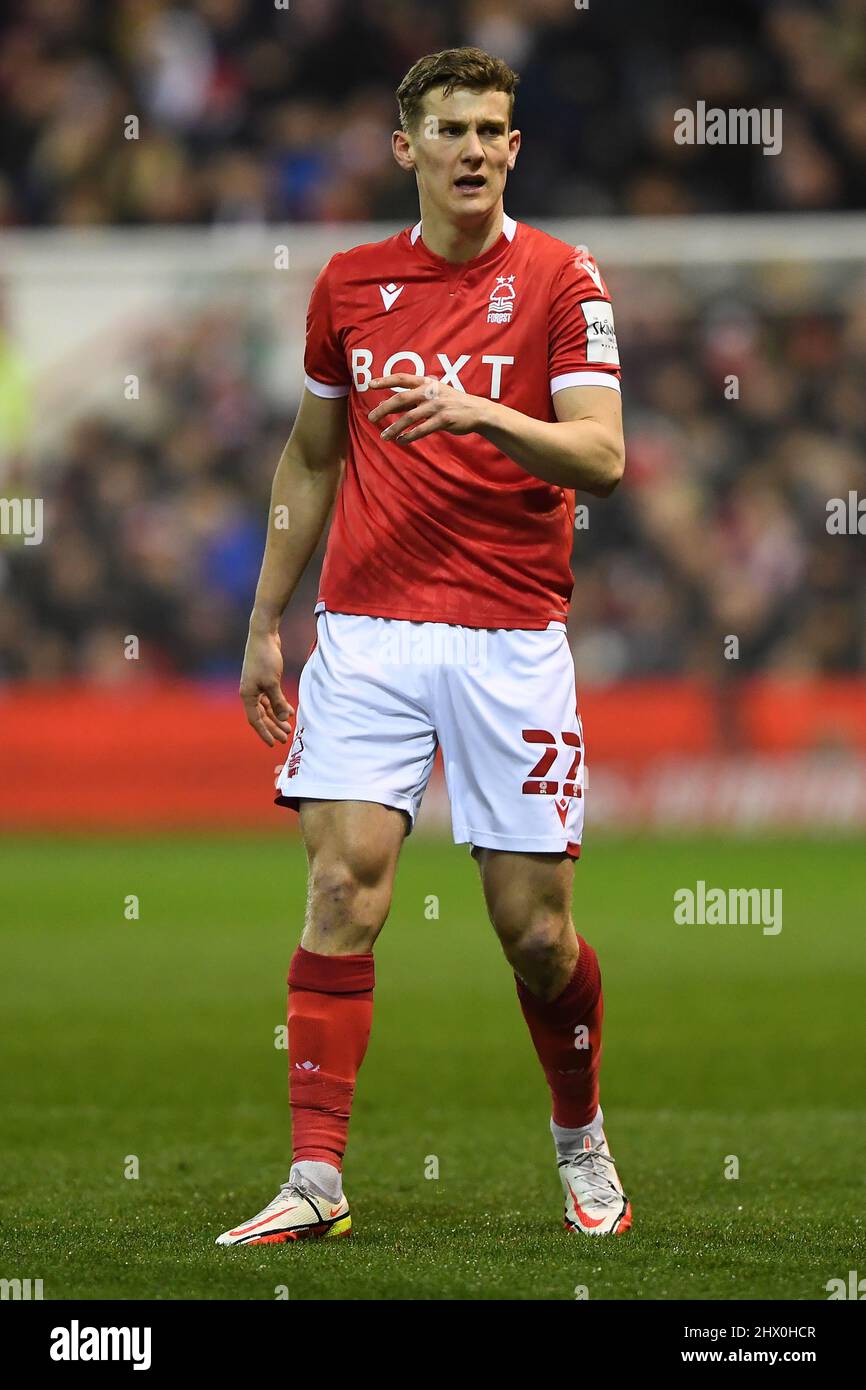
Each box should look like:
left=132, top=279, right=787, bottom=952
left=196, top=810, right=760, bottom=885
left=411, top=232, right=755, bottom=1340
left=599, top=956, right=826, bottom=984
left=453, top=174, right=487, bottom=195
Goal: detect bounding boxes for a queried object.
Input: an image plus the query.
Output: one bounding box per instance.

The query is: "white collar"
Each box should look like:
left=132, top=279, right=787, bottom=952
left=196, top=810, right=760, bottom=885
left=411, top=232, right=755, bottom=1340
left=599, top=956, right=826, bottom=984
left=410, top=212, right=517, bottom=245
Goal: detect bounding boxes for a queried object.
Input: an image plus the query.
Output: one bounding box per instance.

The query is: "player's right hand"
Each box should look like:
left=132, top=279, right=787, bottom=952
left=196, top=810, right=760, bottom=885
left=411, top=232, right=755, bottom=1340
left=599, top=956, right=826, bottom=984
left=239, top=628, right=295, bottom=746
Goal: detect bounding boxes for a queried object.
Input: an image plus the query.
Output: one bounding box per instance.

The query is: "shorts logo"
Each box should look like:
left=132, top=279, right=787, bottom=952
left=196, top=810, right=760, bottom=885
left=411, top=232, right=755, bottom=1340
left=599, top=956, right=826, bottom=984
left=487, top=274, right=516, bottom=324
left=286, top=726, right=305, bottom=779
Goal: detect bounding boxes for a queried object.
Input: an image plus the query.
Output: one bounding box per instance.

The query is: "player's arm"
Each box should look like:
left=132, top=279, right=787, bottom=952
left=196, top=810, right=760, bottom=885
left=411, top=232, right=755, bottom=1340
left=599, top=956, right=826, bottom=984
left=368, top=376, right=624, bottom=497
left=240, top=387, right=347, bottom=746
left=475, top=384, right=624, bottom=496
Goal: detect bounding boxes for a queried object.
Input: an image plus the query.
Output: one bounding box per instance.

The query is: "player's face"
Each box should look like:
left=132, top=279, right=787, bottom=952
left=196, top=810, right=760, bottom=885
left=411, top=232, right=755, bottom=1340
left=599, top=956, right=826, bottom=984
left=403, top=87, right=520, bottom=224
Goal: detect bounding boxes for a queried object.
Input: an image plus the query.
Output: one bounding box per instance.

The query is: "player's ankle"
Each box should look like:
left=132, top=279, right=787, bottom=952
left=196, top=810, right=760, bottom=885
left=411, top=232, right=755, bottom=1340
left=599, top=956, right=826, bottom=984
left=550, top=1106, right=604, bottom=1160
left=290, top=1159, right=342, bottom=1202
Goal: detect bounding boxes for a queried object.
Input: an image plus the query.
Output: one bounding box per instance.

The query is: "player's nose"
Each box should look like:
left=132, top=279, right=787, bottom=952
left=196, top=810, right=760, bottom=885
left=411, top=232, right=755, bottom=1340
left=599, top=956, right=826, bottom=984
left=459, top=128, right=485, bottom=161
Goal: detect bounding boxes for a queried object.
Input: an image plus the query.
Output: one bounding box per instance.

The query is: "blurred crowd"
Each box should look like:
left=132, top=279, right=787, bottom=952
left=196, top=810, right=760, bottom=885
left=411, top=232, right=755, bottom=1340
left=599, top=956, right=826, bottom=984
left=571, top=265, right=866, bottom=680
left=2, top=259, right=865, bottom=683
left=2, top=0, right=864, bottom=682
left=1, top=0, right=865, bottom=227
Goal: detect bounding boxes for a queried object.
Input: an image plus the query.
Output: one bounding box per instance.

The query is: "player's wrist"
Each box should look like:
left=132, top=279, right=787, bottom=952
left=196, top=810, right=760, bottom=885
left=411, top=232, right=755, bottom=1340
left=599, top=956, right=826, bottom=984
left=249, top=605, right=283, bottom=635
left=473, top=396, right=501, bottom=435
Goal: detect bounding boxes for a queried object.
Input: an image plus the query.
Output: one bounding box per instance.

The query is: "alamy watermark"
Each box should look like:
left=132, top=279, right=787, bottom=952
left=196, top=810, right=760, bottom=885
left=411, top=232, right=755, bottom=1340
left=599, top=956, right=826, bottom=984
left=50, top=1322, right=151, bottom=1370
left=826, top=492, right=865, bottom=535
left=674, top=881, right=782, bottom=935
left=674, top=102, right=782, bottom=157
left=1, top=1277, right=43, bottom=1299
left=0, top=497, right=43, bottom=545
left=826, top=1270, right=866, bottom=1299
left=376, top=618, right=488, bottom=670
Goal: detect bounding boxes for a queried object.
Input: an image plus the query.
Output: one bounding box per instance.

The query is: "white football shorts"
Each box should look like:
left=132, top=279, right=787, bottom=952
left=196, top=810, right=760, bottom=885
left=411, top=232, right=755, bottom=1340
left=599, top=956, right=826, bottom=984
left=275, top=609, right=586, bottom=857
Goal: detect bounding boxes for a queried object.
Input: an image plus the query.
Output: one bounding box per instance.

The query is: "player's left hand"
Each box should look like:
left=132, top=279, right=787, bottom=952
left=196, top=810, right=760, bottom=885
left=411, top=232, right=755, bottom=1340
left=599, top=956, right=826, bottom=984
left=367, top=374, right=489, bottom=444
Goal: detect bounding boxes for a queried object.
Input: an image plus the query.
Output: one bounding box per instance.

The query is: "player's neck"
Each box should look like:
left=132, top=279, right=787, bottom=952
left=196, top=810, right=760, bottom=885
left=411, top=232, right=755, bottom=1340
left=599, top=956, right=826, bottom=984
left=416, top=203, right=504, bottom=264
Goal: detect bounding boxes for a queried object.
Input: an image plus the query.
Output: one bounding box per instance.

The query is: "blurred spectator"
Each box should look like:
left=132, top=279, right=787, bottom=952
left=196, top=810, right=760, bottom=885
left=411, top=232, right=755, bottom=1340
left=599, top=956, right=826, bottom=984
left=1, top=0, right=866, bottom=228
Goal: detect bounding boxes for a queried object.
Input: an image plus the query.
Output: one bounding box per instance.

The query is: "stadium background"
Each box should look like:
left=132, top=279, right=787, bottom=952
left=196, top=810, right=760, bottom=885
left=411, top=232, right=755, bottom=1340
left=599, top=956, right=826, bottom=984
left=1, top=0, right=864, bottom=1302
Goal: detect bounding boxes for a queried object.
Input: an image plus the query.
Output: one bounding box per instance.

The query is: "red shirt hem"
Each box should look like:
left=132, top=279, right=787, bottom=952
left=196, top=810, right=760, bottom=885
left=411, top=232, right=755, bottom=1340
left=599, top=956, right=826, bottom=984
left=316, top=598, right=568, bottom=630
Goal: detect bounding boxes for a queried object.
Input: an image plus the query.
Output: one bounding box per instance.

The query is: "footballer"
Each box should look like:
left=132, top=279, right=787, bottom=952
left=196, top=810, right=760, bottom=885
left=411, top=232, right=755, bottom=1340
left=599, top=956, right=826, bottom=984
left=218, top=46, right=630, bottom=1246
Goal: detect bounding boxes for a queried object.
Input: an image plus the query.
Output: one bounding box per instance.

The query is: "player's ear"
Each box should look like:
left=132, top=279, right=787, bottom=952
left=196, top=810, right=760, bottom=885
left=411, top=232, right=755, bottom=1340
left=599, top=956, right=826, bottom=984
left=392, top=129, right=415, bottom=172
left=507, top=127, right=521, bottom=171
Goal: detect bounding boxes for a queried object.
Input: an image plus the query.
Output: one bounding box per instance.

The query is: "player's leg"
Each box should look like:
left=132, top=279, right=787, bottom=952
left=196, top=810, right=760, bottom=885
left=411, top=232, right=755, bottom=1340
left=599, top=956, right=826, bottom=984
left=473, top=844, right=630, bottom=1236
left=471, top=846, right=578, bottom=999
left=298, top=798, right=408, bottom=954
left=436, top=621, right=630, bottom=1235
left=472, top=845, right=603, bottom=1137
left=216, top=799, right=407, bottom=1246
left=217, top=610, right=437, bottom=1246
left=287, top=798, right=408, bottom=1193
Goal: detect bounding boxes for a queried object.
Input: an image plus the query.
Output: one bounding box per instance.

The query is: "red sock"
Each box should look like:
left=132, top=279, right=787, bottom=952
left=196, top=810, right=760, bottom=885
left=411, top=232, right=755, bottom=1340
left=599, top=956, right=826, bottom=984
left=515, top=934, right=603, bottom=1128
left=287, top=945, right=375, bottom=1168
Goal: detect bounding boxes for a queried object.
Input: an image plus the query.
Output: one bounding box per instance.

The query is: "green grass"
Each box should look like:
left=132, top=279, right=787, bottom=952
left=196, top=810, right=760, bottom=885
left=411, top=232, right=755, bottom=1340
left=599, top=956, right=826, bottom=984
left=1, top=832, right=864, bottom=1300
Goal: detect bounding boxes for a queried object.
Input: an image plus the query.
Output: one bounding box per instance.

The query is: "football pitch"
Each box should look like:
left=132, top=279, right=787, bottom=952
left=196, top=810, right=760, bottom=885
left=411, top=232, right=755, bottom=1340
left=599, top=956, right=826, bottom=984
left=1, top=832, right=863, bottom=1302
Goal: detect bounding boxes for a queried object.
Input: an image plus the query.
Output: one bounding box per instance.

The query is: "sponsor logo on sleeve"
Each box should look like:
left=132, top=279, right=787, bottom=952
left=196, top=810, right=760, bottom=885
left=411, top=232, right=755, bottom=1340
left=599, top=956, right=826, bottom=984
left=580, top=300, right=619, bottom=365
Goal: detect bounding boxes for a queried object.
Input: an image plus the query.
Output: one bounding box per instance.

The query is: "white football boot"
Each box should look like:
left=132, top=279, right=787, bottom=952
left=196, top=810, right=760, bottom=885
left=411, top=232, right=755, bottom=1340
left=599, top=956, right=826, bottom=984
left=559, top=1129, right=632, bottom=1236
left=215, top=1181, right=351, bottom=1246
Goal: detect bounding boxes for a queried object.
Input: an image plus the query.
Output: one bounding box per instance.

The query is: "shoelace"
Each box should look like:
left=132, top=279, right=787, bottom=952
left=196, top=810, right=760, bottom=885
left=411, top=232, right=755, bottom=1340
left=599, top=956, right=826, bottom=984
left=563, top=1147, right=620, bottom=1207
left=250, top=1182, right=308, bottom=1219
left=278, top=1179, right=331, bottom=1210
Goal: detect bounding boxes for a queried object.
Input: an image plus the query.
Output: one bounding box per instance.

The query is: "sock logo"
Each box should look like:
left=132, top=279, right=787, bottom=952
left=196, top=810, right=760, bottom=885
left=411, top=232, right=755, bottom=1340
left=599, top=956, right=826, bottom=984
left=295, top=1060, right=320, bottom=1071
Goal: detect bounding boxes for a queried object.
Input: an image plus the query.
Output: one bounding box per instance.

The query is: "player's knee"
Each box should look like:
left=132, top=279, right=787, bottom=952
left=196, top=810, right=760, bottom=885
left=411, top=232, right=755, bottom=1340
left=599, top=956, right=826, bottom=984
left=305, top=853, right=393, bottom=940
left=498, top=910, right=575, bottom=997
left=507, top=911, right=566, bottom=962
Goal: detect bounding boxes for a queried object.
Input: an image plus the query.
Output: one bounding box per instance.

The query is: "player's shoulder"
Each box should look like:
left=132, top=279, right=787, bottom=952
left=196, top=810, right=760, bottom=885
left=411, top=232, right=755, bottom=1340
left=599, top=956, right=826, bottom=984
left=317, top=227, right=411, bottom=284
left=514, top=221, right=612, bottom=298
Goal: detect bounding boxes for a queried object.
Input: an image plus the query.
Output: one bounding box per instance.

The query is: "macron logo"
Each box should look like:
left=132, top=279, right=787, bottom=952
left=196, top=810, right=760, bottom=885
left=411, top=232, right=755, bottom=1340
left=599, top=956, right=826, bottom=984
left=379, top=282, right=404, bottom=311
left=574, top=246, right=604, bottom=293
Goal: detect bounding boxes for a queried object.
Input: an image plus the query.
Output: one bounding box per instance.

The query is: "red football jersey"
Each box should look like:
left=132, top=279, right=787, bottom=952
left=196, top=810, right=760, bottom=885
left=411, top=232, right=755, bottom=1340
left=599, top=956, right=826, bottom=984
left=303, top=214, right=621, bottom=628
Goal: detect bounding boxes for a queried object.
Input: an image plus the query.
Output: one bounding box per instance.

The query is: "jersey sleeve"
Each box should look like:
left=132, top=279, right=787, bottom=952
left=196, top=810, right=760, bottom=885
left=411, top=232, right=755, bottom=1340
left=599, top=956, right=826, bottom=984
left=548, top=248, right=621, bottom=397
left=303, top=254, right=350, bottom=398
